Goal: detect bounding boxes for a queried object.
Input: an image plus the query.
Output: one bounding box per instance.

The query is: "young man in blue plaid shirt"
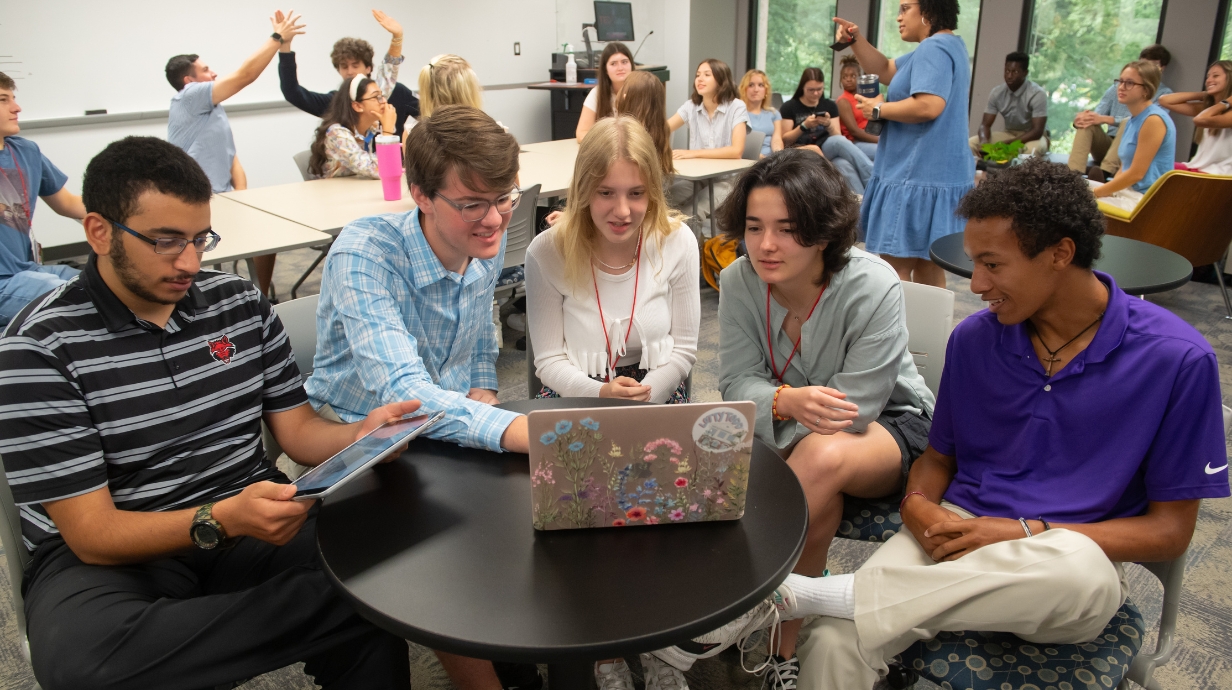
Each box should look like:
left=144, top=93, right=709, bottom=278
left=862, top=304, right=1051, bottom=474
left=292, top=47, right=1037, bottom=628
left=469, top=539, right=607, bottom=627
left=307, top=104, right=533, bottom=690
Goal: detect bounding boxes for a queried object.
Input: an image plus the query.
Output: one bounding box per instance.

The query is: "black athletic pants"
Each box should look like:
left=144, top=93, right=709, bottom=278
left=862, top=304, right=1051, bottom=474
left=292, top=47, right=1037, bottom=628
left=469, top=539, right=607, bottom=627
left=23, top=512, right=410, bottom=690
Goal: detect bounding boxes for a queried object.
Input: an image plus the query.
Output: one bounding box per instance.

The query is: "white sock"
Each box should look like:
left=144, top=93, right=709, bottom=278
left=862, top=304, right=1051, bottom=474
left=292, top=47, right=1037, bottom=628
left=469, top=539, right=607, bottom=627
left=784, top=572, right=856, bottom=620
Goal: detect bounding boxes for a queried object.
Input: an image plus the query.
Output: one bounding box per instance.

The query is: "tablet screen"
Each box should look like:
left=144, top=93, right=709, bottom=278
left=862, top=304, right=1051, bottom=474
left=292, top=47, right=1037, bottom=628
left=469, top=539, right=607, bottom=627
left=293, top=413, right=439, bottom=497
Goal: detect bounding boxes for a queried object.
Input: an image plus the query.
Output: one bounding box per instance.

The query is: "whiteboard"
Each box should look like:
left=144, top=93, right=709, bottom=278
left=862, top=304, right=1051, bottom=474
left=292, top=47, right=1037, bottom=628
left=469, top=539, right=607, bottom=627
left=2, top=0, right=556, bottom=120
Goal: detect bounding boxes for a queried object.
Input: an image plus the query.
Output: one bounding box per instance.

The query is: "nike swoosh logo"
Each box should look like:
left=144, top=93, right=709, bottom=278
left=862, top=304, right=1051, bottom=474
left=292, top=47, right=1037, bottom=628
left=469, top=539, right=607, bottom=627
left=1206, top=463, right=1229, bottom=475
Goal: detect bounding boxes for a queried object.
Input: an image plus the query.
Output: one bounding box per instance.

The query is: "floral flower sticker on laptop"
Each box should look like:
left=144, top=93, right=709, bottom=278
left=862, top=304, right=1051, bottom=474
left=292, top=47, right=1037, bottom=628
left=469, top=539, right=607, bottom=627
left=527, top=402, right=756, bottom=530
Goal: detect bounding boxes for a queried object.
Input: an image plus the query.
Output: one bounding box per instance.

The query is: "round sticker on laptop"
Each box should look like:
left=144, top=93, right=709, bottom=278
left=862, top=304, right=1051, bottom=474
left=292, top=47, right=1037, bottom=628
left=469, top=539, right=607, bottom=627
left=692, top=407, right=750, bottom=452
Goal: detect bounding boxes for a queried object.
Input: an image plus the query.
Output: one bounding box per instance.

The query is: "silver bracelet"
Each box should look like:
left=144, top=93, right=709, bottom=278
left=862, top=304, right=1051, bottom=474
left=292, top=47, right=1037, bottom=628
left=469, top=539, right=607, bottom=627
left=1018, top=517, right=1033, bottom=537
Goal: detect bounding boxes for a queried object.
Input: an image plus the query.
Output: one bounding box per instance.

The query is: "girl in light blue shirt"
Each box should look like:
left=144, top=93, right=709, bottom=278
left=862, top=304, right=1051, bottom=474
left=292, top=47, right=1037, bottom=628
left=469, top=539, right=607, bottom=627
left=1094, top=60, right=1176, bottom=197
left=739, top=69, right=783, bottom=157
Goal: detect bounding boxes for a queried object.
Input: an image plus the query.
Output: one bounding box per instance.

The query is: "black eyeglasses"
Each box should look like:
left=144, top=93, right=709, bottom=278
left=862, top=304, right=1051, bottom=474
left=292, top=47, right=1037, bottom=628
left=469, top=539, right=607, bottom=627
left=1113, top=78, right=1146, bottom=90
left=107, top=218, right=221, bottom=255
left=434, top=186, right=522, bottom=222
left=357, top=92, right=387, bottom=103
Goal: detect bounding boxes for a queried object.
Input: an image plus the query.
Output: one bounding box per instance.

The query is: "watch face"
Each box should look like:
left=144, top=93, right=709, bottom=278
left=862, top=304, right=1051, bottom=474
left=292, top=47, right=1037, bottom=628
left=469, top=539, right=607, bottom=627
left=191, top=522, right=221, bottom=549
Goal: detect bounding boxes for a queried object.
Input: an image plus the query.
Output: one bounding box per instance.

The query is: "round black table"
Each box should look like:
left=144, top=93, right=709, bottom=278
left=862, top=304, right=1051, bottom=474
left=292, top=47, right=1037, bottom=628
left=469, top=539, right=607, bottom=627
left=315, top=398, right=808, bottom=689
left=929, top=232, right=1193, bottom=295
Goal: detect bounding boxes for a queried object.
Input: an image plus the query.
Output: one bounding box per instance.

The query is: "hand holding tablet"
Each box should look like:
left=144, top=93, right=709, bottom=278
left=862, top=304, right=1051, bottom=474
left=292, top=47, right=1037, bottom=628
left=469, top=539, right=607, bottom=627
left=293, top=411, right=446, bottom=500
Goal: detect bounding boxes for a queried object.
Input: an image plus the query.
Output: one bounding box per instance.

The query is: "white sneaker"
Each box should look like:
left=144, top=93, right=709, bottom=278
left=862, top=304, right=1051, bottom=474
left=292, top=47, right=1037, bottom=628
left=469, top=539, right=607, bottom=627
left=650, top=582, right=799, bottom=671
left=506, top=313, right=526, bottom=332
left=640, top=653, right=690, bottom=690
left=594, top=659, right=634, bottom=690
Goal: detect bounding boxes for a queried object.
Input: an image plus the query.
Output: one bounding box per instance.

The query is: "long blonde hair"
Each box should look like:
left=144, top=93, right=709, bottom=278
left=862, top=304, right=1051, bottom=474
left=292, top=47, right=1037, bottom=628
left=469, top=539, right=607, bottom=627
left=553, top=116, right=686, bottom=290
left=615, top=71, right=674, bottom=177
left=738, top=69, right=773, bottom=111
left=418, top=54, right=482, bottom=118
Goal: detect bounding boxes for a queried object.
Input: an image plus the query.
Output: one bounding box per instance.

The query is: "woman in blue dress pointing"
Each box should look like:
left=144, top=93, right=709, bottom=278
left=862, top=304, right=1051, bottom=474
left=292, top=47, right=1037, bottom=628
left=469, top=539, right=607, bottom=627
left=834, top=0, right=973, bottom=287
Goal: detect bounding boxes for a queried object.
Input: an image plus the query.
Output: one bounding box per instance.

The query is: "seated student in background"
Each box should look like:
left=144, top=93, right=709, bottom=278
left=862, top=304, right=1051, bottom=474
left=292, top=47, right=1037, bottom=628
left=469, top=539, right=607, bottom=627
left=616, top=71, right=677, bottom=178
left=278, top=9, right=419, bottom=139
left=969, top=51, right=1049, bottom=157
left=165, top=10, right=306, bottom=296
left=0, top=136, right=420, bottom=689
left=527, top=116, right=698, bottom=404
left=788, top=158, right=1229, bottom=690
left=835, top=55, right=879, bottom=161
left=740, top=69, right=784, bottom=158
left=576, top=42, right=635, bottom=141
left=715, top=150, right=935, bottom=686
left=1069, top=44, right=1173, bottom=180
left=667, top=58, right=747, bottom=216
left=403, top=54, right=485, bottom=142
left=308, top=75, right=398, bottom=179
left=779, top=67, right=873, bottom=194
left=1092, top=60, right=1175, bottom=198
left=0, top=72, right=85, bottom=326
left=1160, top=60, right=1232, bottom=175
left=307, top=106, right=537, bottom=690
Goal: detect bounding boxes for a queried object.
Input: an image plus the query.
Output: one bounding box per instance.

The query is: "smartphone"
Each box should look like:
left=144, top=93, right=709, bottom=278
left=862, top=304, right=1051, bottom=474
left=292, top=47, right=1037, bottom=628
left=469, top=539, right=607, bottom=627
left=292, top=411, right=445, bottom=501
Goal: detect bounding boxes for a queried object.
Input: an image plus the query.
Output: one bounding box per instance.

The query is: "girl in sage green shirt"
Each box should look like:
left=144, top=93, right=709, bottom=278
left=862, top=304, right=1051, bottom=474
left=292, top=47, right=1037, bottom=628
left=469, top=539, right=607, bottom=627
left=715, top=150, right=934, bottom=677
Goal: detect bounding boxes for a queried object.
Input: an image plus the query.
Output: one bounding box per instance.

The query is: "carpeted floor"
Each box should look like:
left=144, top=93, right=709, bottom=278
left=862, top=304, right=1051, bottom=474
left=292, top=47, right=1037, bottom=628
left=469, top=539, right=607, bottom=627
left=1, top=247, right=1229, bottom=690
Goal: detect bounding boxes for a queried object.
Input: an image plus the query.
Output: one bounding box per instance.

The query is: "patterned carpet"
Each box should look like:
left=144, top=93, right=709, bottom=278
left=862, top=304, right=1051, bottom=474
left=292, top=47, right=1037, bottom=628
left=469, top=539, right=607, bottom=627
left=0, top=247, right=1228, bottom=690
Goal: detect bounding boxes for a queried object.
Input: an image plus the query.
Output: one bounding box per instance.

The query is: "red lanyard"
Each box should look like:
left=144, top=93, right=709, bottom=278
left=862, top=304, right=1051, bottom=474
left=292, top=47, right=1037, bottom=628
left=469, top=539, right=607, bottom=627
left=766, top=284, right=825, bottom=383
left=592, top=233, right=643, bottom=382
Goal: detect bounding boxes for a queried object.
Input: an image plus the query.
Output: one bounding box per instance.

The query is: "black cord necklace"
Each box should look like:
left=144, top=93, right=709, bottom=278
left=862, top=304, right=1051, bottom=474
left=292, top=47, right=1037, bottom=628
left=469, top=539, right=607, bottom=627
left=1030, top=312, right=1104, bottom=376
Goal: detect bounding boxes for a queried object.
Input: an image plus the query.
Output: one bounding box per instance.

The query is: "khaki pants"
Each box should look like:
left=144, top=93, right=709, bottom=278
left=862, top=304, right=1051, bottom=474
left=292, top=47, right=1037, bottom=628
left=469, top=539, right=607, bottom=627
left=1067, top=124, right=1124, bottom=174
left=969, top=130, right=1049, bottom=157
left=795, top=502, right=1128, bottom=690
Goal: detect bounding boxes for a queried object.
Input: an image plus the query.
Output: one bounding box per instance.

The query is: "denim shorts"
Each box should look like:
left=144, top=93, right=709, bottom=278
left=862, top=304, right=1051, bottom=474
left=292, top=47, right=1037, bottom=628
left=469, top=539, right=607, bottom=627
left=876, top=409, right=932, bottom=490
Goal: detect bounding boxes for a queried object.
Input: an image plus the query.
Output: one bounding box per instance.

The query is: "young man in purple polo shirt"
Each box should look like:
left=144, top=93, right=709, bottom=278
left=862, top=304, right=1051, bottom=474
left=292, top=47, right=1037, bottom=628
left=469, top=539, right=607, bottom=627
left=763, top=159, right=1230, bottom=689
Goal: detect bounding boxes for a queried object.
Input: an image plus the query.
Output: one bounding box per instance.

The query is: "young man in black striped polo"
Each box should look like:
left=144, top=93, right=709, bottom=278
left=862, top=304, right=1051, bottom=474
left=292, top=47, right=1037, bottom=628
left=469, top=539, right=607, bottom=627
left=0, top=136, right=418, bottom=689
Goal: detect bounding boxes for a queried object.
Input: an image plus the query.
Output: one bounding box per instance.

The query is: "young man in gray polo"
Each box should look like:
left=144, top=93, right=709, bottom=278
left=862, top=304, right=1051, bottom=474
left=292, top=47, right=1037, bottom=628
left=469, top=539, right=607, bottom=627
left=165, top=9, right=306, bottom=296
left=970, top=52, right=1049, bottom=157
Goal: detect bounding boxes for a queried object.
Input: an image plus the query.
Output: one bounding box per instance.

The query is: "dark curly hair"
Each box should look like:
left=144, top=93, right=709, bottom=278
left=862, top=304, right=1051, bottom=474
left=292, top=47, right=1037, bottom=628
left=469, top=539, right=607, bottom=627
left=957, top=159, right=1104, bottom=268
left=83, top=137, right=212, bottom=225
left=331, top=38, right=375, bottom=71
left=717, top=149, right=858, bottom=287
left=919, top=0, right=960, bottom=34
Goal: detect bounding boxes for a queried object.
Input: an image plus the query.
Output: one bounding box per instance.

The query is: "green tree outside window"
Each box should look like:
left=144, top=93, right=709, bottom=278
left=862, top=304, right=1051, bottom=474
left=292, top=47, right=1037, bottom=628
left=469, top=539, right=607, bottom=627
left=766, top=0, right=839, bottom=103
left=1026, top=0, right=1164, bottom=153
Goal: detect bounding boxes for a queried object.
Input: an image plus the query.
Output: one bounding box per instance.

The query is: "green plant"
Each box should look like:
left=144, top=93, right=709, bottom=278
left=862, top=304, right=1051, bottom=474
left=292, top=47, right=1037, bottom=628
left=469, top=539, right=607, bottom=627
left=981, top=140, right=1025, bottom=163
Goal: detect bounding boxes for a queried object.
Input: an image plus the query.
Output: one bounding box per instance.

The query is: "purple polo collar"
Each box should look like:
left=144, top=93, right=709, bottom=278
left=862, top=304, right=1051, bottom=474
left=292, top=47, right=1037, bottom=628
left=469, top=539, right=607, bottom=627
left=999, top=271, right=1126, bottom=377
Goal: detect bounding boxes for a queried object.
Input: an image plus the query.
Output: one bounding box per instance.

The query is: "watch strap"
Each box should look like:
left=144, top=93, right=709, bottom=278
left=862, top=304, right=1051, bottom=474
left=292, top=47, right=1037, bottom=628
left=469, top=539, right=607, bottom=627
left=191, top=502, right=229, bottom=548
left=271, top=32, right=284, bottom=44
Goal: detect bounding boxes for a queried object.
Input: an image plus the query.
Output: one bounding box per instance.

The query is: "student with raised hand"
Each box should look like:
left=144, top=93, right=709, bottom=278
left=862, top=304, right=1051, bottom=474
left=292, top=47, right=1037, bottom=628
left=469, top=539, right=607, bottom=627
left=165, top=9, right=306, bottom=296
left=278, top=9, right=419, bottom=139
left=740, top=69, right=784, bottom=158
left=0, top=72, right=86, bottom=326
left=1092, top=60, right=1175, bottom=197
left=403, top=54, right=484, bottom=142
left=0, top=135, right=420, bottom=689
left=527, top=115, right=698, bottom=407
left=835, top=55, right=879, bottom=160
left=835, top=0, right=974, bottom=286
left=714, top=150, right=934, bottom=687
left=308, top=75, right=398, bottom=179
left=576, top=42, right=635, bottom=141
left=779, top=67, right=874, bottom=193
left=1160, top=60, right=1232, bottom=175
left=1069, top=44, right=1174, bottom=180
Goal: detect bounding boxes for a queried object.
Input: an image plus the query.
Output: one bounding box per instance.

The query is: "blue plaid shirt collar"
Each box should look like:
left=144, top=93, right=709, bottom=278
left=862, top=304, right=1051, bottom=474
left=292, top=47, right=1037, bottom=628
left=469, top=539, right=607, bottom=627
left=401, top=209, right=499, bottom=290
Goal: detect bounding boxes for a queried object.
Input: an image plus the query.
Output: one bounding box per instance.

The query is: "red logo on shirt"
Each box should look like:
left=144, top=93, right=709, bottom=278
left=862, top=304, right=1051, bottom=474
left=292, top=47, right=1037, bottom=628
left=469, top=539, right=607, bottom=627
left=207, top=335, right=236, bottom=364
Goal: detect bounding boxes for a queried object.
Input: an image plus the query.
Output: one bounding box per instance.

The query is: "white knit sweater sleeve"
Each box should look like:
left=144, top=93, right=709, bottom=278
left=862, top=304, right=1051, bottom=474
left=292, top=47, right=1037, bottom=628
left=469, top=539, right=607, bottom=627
left=525, top=232, right=606, bottom=398
left=639, top=225, right=700, bottom=403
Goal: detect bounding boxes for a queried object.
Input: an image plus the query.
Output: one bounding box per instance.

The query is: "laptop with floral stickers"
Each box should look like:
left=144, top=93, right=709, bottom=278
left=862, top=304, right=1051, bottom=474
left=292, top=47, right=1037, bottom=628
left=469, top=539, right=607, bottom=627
left=527, top=402, right=757, bottom=530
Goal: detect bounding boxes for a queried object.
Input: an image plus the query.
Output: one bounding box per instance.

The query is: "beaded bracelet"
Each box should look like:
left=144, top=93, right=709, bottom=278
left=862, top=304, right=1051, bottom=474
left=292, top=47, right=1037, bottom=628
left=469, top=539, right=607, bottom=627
left=772, top=384, right=792, bottom=421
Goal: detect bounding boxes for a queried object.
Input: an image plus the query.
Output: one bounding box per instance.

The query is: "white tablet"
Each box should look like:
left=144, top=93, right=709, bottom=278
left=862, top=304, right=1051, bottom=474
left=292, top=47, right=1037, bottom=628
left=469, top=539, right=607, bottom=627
left=292, top=411, right=445, bottom=501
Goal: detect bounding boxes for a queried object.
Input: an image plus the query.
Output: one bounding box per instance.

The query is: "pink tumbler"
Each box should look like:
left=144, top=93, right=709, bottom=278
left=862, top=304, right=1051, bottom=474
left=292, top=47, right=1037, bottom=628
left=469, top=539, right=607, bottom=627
left=375, top=135, right=403, bottom=201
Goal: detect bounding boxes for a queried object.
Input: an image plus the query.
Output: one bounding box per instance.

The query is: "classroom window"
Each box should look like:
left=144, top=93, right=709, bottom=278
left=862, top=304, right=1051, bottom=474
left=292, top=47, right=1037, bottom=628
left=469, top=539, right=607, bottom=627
left=875, top=0, right=981, bottom=71
left=1025, top=0, right=1165, bottom=153
left=1221, top=5, right=1232, bottom=61
left=764, top=0, right=839, bottom=102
